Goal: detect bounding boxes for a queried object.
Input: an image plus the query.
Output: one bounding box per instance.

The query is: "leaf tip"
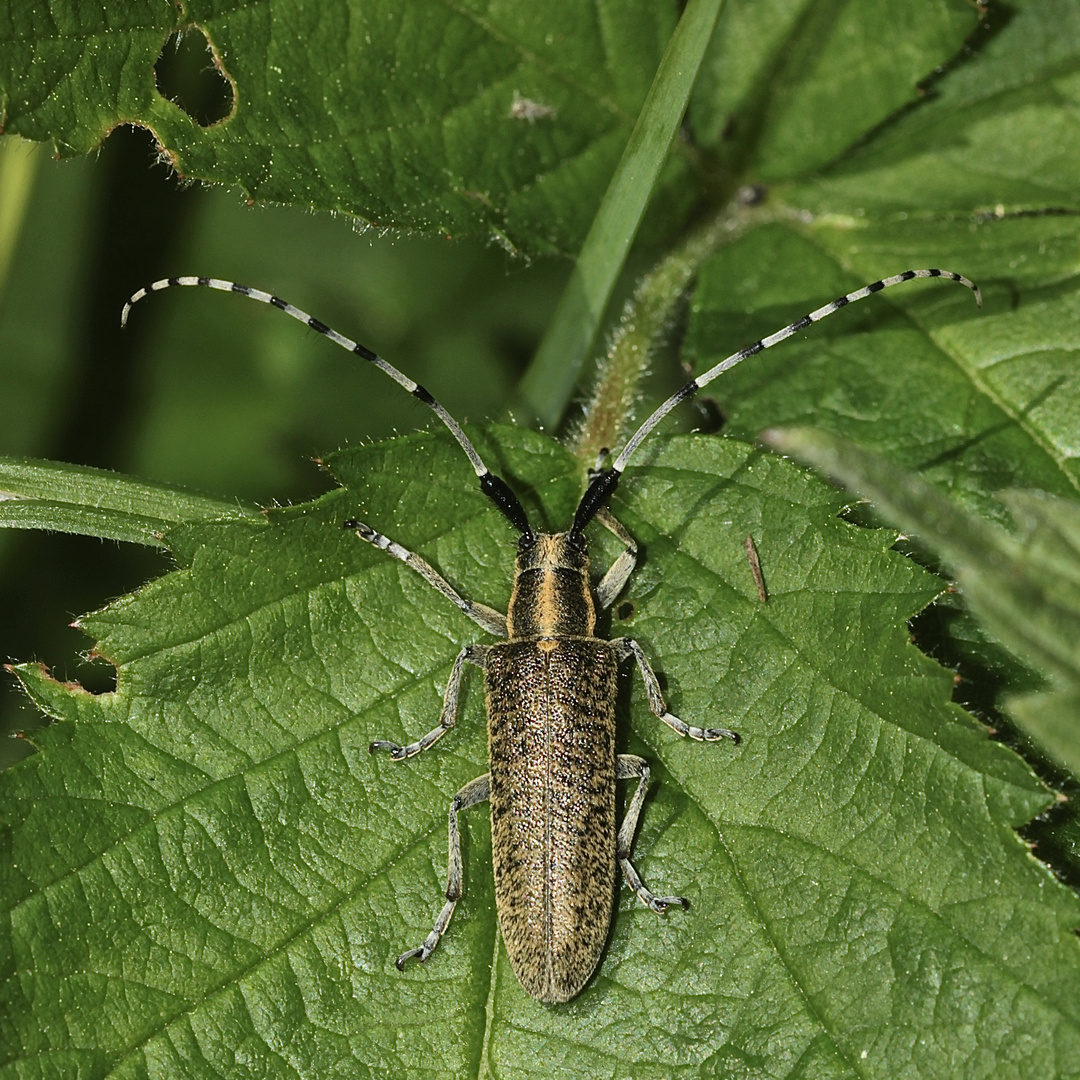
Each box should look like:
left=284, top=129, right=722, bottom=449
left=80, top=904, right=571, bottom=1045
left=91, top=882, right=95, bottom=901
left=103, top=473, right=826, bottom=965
left=9, top=660, right=94, bottom=697
left=759, top=425, right=826, bottom=462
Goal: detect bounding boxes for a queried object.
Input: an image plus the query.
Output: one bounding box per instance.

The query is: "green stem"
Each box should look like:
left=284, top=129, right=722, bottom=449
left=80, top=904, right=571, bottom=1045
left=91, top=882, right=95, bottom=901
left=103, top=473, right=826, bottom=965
left=515, top=0, right=728, bottom=429
left=0, top=137, right=41, bottom=298
left=569, top=197, right=766, bottom=466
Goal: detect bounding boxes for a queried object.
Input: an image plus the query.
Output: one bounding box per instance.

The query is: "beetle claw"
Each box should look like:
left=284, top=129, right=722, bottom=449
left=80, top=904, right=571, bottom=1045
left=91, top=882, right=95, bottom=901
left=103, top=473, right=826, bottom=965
left=370, top=739, right=408, bottom=758
left=396, top=947, right=426, bottom=970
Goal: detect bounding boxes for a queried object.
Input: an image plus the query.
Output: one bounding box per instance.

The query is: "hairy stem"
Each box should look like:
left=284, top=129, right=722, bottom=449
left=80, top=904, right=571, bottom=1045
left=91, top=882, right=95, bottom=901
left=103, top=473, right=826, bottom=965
left=569, top=191, right=771, bottom=467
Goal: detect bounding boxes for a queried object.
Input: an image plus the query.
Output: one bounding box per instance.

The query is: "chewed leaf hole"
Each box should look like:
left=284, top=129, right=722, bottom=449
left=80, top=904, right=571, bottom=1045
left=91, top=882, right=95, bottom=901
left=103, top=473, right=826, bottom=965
left=155, top=27, right=234, bottom=127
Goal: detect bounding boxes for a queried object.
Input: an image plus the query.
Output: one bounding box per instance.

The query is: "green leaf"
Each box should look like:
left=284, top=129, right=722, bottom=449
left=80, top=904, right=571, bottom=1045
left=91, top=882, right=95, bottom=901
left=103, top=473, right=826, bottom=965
left=788, top=0, right=1080, bottom=215
left=1010, top=687, right=1080, bottom=782
left=674, top=0, right=1080, bottom=531
left=1000, top=489, right=1080, bottom=598
left=683, top=223, right=1079, bottom=524
left=0, top=0, right=684, bottom=254
left=0, top=3, right=180, bottom=153
left=691, top=0, right=979, bottom=179
left=3, top=428, right=1079, bottom=1078
left=763, top=425, right=1080, bottom=779
left=0, top=456, right=263, bottom=545
left=4, top=1, right=1080, bottom=1074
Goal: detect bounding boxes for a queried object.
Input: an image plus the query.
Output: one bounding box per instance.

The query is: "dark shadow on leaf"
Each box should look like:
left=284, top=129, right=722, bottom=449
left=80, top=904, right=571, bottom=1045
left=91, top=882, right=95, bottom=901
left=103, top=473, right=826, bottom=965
left=715, top=0, right=848, bottom=178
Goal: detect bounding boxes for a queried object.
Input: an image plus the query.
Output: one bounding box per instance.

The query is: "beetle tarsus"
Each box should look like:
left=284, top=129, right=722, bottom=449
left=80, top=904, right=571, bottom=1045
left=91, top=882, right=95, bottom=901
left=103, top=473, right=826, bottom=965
left=369, top=739, right=408, bottom=758
left=704, top=725, right=740, bottom=743
left=650, top=895, right=690, bottom=913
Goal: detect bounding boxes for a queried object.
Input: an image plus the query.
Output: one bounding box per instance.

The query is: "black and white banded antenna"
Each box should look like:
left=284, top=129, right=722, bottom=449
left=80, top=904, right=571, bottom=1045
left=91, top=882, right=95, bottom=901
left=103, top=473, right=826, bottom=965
left=121, top=276, right=534, bottom=540
left=571, top=268, right=981, bottom=536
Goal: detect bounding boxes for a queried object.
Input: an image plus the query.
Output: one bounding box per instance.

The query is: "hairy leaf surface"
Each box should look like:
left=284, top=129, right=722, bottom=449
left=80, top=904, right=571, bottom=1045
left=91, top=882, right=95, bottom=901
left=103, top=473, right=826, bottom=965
left=3, top=430, right=1078, bottom=1078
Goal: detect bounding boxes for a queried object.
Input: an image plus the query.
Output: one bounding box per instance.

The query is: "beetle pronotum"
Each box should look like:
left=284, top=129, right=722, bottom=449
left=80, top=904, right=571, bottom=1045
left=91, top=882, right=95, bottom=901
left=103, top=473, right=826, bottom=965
left=124, top=267, right=980, bottom=1002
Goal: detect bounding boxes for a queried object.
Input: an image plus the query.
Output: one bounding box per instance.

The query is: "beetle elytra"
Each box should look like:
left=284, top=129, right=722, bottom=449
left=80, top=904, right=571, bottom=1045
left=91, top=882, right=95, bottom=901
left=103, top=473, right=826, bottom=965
left=123, top=267, right=980, bottom=1002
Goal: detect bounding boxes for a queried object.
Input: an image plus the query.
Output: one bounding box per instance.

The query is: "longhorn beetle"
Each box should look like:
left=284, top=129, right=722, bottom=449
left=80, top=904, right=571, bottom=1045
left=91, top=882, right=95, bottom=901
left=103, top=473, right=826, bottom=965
left=123, top=267, right=981, bottom=1002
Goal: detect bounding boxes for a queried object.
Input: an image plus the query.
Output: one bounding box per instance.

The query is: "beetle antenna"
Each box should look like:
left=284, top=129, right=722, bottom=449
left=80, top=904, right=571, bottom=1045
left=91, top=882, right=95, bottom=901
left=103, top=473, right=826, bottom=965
left=122, top=277, right=534, bottom=540
left=572, top=268, right=980, bottom=536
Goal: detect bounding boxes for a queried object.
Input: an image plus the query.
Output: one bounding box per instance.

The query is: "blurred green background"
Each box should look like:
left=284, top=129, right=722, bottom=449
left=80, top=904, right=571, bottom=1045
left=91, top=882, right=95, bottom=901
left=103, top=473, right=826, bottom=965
left=0, top=38, right=576, bottom=765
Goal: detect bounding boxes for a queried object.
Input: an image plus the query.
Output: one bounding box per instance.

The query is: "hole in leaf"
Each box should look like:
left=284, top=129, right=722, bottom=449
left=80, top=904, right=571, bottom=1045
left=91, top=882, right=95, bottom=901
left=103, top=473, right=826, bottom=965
left=616, top=602, right=635, bottom=621
left=155, top=28, right=234, bottom=127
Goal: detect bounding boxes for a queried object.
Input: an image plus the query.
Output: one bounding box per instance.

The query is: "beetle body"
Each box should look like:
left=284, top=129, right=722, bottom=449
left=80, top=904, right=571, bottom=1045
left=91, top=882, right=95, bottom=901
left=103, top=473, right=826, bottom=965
left=487, top=534, right=619, bottom=1001
left=122, top=267, right=980, bottom=1002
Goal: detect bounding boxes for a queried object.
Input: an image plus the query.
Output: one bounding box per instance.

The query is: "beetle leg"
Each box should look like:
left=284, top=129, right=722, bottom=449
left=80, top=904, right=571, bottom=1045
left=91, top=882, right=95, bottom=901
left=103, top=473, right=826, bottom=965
left=345, top=518, right=508, bottom=637
left=396, top=772, right=491, bottom=969
left=593, top=508, right=638, bottom=610
left=615, top=754, right=687, bottom=913
left=616, top=638, right=740, bottom=743
left=370, top=644, right=490, bottom=759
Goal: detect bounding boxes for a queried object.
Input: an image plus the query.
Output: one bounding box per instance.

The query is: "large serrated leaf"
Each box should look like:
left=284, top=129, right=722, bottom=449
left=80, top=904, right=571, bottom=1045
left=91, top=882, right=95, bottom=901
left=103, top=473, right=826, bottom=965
left=0, top=0, right=684, bottom=254
left=764, top=426, right=1080, bottom=781
left=3, top=0, right=1080, bottom=1074
left=3, top=427, right=1078, bottom=1079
